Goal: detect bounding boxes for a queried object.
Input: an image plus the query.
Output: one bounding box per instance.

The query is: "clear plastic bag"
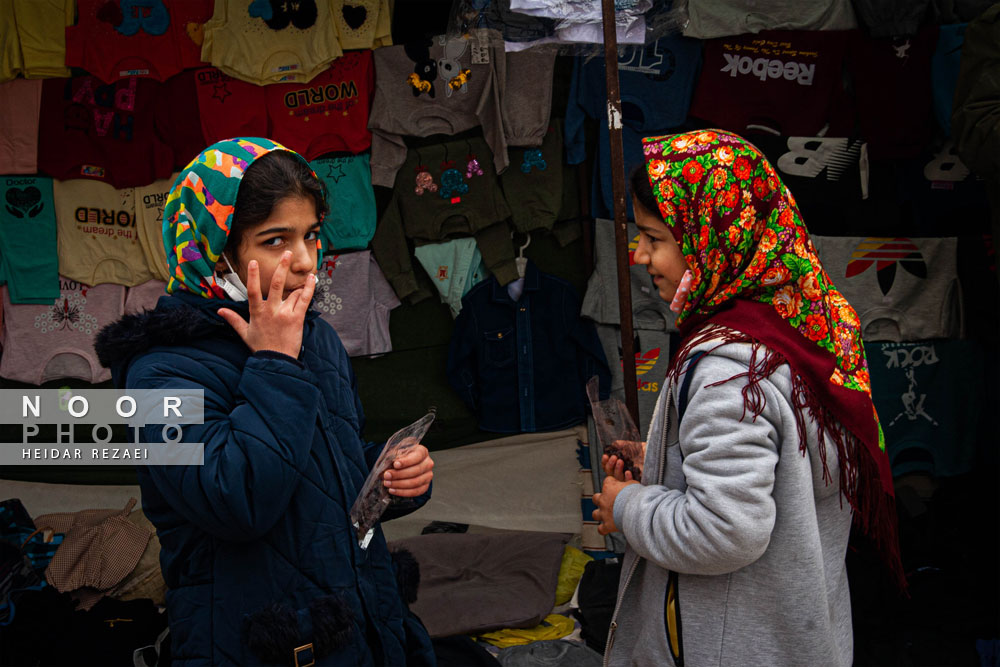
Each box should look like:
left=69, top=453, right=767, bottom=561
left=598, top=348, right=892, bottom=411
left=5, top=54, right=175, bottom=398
left=350, top=409, right=436, bottom=549
left=586, top=376, right=643, bottom=482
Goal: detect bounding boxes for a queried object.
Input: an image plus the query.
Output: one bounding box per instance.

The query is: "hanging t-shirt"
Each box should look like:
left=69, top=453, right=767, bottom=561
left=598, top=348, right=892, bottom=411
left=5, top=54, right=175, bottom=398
left=311, top=155, right=375, bottom=252
left=931, top=23, right=966, bottom=137
left=866, top=339, right=981, bottom=478
left=581, top=219, right=677, bottom=332
left=689, top=30, right=853, bottom=138
left=0, top=1, right=22, bottom=82
left=413, top=237, right=490, bottom=317
left=372, top=135, right=517, bottom=303
left=37, top=76, right=175, bottom=189
left=595, top=323, right=672, bottom=437
left=65, top=0, right=186, bottom=83
left=0, top=280, right=125, bottom=385
left=153, top=72, right=206, bottom=170
left=313, top=251, right=399, bottom=357
left=192, top=67, right=268, bottom=145
left=812, top=235, right=962, bottom=342
left=331, top=0, right=391, bottom=49
left=266, top=51, right=374, bottom=159
left=501, top=48, right=557, bottom=147
left=0, top=79, right=42, bottom=175
left=682, top=0, right=857, bottom=39
left=174, top=0, right=214, bottom=69
left=0, top=176, right=60, bottom=304
left=53, top=178, right=155, bottom=287
left=124, top=279, right=167, bottom=315
left=565, top=35, right=703, bottom=220
left=368, top=32, right=507, bottom=187
left=11, top=0, right=73, bottom=78
left=201, top=0, right=343, bottom=86
left=848, top=26, right=937, bottom=159
left=134, top=174, right=176, bottom=283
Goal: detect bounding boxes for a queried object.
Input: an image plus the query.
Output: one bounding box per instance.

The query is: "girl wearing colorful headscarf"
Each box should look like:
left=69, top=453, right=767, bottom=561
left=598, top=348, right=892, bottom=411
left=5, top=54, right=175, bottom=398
left=591, top=130, right=903, bottom=667
left=97, top=138, right=436, bottom=666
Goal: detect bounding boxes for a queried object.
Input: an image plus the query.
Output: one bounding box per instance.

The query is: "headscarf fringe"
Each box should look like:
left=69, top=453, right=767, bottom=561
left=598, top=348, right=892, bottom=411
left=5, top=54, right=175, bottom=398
left=669, top=328, right=908, bottom=591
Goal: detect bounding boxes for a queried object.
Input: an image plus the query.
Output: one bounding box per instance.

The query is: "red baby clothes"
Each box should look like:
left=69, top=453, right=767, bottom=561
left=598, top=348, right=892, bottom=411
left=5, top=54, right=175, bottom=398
left=689, top=30, right=853, bottom=137
left=0, top=79, right=43, bottom=175
left=174, top=0, right=214, bottom=69
left=65, top=0, right=186, bottom=83
left=193, top=67, right=268, bottom=145
left=266, top=51, right=374, bottom=158
left=38, top=76, right=174, bottom=189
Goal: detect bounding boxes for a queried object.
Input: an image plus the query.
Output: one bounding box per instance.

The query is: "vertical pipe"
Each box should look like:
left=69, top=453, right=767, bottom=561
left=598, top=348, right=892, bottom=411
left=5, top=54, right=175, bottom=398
left=600, top=0, right=639, bottom=427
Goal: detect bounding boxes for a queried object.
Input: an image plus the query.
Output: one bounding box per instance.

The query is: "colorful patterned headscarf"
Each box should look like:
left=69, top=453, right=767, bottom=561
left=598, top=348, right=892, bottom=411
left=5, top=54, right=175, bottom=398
left=642, top=129, right=903, bottom=587
left=162, top=137, right=324, bottom=298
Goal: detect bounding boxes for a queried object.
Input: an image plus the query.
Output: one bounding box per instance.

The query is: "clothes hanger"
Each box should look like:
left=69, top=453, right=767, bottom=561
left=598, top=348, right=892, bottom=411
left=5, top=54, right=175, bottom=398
left=515, top=232, right=530, bottom=278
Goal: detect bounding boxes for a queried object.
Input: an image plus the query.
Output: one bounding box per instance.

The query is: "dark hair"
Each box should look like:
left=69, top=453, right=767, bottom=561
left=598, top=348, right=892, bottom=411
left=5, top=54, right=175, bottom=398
left=629, top=164, right=661, bottom=220
left=225, top=150, right=329, bottom=261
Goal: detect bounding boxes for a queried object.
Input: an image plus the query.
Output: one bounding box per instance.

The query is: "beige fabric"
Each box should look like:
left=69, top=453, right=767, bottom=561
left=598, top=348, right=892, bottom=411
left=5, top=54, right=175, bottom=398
left=134, top=175, right=176, bottom=282
left=380, top=426, right=586, bottom=542
left=53, top=179, right=155, bottom=287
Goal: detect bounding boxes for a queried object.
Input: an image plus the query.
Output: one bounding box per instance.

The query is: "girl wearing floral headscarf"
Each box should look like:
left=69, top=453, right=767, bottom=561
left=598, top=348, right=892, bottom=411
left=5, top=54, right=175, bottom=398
left=591, top=130, right=903, bottom=667
left=97, top=138, right=435, bottom=666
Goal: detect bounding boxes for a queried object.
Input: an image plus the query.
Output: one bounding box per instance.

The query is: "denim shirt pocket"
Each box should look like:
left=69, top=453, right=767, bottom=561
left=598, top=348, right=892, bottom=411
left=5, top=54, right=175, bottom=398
left=483, top=327, right=515, bottom=368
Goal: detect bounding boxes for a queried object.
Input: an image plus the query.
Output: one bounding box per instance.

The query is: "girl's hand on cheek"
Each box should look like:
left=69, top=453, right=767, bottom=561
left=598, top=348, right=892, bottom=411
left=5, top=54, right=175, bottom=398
left=217, top=253, right=316, bottom=358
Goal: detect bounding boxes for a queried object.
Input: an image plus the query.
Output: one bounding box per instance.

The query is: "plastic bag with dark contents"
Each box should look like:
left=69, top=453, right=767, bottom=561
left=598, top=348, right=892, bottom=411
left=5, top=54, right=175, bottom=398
left=585, top=376, right=643, bottom=482
left=350, top=409, right=436, bottom=549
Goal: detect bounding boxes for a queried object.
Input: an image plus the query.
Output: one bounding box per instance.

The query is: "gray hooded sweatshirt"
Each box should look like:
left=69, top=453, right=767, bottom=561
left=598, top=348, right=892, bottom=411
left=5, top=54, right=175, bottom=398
left=607, top=330, right=854, bottom=667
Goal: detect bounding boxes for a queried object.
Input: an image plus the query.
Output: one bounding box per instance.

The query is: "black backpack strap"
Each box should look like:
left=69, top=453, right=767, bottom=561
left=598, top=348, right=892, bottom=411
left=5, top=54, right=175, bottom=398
left=677, top=351, right=707, bottom=423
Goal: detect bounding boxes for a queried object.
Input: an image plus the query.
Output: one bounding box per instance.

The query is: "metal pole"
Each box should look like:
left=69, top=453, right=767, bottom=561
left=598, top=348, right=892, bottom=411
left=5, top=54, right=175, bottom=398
left=600, top=0, right=639, bottom=427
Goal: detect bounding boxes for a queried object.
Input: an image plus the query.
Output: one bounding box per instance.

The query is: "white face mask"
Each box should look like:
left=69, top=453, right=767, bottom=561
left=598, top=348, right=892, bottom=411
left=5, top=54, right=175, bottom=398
left=215, top=253, right=248, bottom=302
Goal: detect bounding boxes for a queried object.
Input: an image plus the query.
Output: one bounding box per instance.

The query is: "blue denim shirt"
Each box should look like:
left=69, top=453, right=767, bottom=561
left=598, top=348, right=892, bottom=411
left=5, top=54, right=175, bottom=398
left=448, top=260, right=610, bottom=433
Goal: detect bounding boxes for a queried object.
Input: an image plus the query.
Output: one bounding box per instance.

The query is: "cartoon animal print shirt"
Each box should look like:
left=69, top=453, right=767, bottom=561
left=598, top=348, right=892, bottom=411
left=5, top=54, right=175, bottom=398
left=0, top=280, right=125, bottom=384
left=201, top=0, right=343, bottom=85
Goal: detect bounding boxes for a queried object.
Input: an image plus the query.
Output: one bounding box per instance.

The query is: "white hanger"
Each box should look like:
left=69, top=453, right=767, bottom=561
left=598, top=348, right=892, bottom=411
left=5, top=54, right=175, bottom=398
left=515, top=232, right=531, bottom=278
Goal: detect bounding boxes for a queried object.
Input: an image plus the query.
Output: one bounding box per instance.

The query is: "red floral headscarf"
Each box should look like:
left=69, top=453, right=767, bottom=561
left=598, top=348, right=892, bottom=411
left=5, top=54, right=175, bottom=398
left=643, top=129, right=904, bottom=587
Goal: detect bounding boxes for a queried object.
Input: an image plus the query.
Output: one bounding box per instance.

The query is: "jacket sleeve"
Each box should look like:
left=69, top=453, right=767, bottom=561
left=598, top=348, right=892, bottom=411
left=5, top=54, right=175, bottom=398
left=370, top=128, right=409, bottom=188
left=371, top=191, right=420, bottom=302
left=129, top=351, right=324, bottom=542
left=612, top=354, right=781, bottom=575
left=447, top=301, right=480, bottom=411
left=952, top=4, right=1000, bottom=181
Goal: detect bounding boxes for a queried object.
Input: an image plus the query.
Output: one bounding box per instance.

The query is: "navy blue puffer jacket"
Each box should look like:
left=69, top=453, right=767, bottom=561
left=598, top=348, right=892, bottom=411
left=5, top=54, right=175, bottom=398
left=96, top=291, right=435, bottom=666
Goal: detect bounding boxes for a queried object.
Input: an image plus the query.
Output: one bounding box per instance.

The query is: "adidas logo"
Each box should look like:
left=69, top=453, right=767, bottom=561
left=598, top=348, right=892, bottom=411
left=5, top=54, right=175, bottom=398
left=721, top=53, right=815, bottom=86
left=634, top=348, right=660, bottom=376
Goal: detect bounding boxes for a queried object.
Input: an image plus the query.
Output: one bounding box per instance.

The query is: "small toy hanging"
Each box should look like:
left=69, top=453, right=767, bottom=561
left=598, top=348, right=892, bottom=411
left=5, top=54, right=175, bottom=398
left=520, top=148, right=547, bottom=174
left=465, top=139, right=483, bottom=178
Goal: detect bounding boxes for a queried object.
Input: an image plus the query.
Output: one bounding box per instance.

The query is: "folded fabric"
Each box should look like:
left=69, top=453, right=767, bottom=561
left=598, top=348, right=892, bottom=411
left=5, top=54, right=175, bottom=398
left=478, top=614, right=575, bottom=648
left=496, top=638, right=604, bottom=666
left=389, top=531, right=569, bottom=637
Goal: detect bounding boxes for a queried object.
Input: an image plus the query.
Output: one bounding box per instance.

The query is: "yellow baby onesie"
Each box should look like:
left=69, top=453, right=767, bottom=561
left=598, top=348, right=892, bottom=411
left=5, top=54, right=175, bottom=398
left=12, top=0, right=73, bottom=78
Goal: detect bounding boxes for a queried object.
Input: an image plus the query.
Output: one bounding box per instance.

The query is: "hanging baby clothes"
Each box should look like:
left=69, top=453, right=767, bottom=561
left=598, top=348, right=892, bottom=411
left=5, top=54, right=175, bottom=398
left=173, top=0, right=214, bottom=69
left=134, top=174, right=176, bottom=283
left=447, top=259, right=610, bottom=433
left=501, top=49, right=557, bottom=148
left=53, top=178, right=154, bottom=287
left=581, top=219, right=677, bottom=332
left=311, top=155, right=376, bottom=252
left=0, top=175, right=60, bottom=304
left=812, top=235, right=962, bottom=341
left=0, top=1, right=22, bottom=82
left=866, top=339, right=982, bottom=479
left=682, top=0, right=857, bottom=39
left=0, top=79, right=42, bottom=175
left=506, top=0, right=650, bottom=46
left=200, top=0, right=343, bottom=85
left=471, top=0, right=557, bottom=51
left=367, top=31, right=508, bottom=187
left=565, top=35, right=702, bottom=219
left=499, top=122, right=565, bottom=236
left=266, top=51, right=374, bottom=158
left=413, top=237, right=490, bottom=317
left=372, top=136, right=518, bottom=304
left=124, top=280, right=167, bottom=315
left=852, top=0, right=931, bottom=37
left=38, top=76, right=174, bottom=189
left=313, top=251, right=399, bottom=357
left=689, top=30, right=854, bottom=138
left=11, top=0, right=73, bottom=78
left=153, top=73, right=208, bottom=170
left=193, top=67, right=268, bottom=144
left=331, top=0, right=392, bottom=49
left=64, top=0, right=188, bottom=83
left=0, top=280, right=125, bottom=384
